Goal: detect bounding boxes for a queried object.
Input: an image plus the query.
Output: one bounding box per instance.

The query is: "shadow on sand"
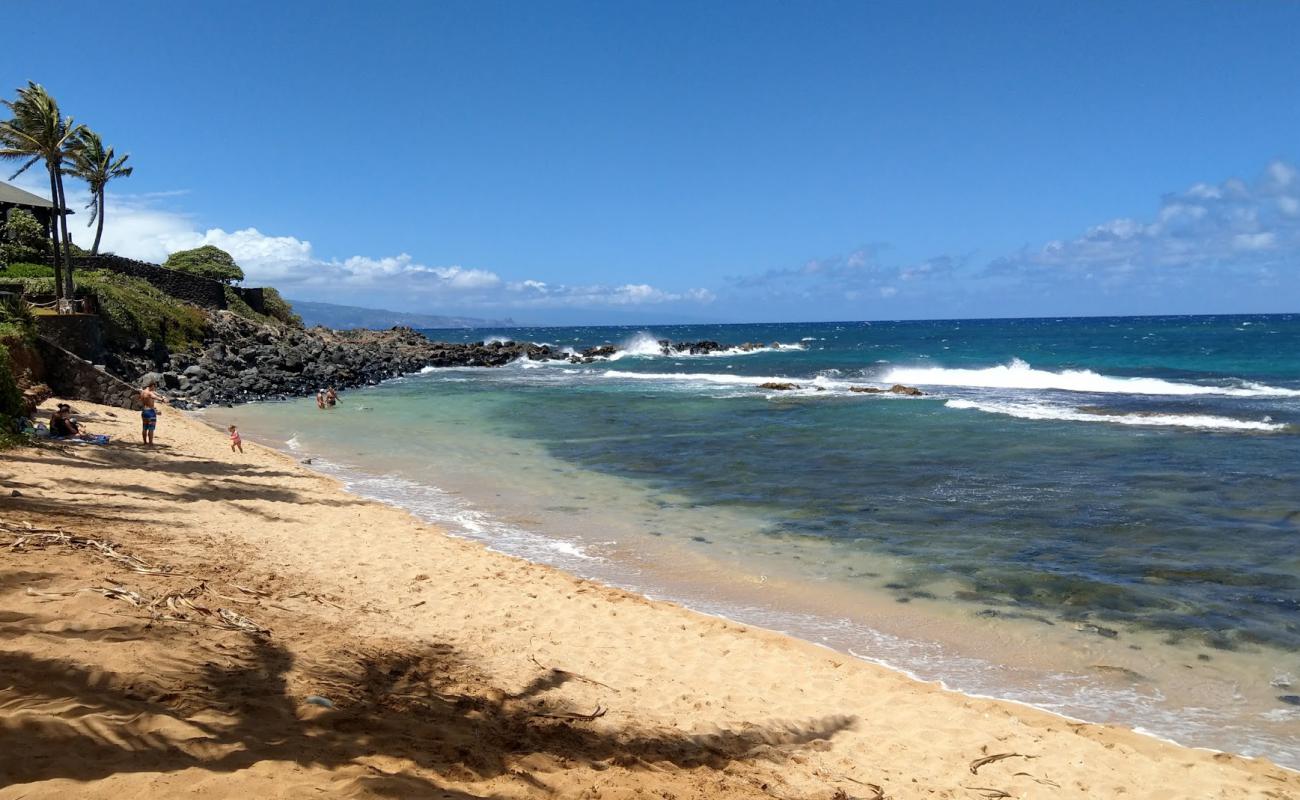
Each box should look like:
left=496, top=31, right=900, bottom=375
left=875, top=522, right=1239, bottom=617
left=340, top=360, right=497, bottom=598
left=0, top=565, right=856, bottom=798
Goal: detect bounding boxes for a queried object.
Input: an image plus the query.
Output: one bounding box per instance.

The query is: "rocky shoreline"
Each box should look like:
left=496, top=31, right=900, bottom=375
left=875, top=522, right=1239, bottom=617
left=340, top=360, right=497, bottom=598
left=120, top=314, right=920, bottom=407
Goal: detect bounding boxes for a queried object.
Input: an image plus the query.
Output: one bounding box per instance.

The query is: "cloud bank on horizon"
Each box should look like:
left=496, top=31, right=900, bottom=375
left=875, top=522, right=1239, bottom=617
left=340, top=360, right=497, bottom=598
left=59, top=189, right=713, bottom=313
left=19, top=159, right=1300, bottom=321
left=721, top=160, right=1300, bottom=319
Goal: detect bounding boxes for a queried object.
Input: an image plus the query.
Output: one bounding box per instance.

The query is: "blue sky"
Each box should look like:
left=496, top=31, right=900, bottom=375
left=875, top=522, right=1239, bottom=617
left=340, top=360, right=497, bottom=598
left=5, top=1, right=1300, bottom=323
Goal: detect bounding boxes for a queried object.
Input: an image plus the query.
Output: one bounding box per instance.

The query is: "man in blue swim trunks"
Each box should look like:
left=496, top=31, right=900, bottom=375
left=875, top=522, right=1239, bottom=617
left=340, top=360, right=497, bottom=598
left=140, top=381, right=163, bottom=445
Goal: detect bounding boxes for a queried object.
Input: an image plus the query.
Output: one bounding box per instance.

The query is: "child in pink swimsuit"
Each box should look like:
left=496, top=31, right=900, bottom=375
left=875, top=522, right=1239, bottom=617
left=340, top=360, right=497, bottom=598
left=228, top=425, right=243, bottom=453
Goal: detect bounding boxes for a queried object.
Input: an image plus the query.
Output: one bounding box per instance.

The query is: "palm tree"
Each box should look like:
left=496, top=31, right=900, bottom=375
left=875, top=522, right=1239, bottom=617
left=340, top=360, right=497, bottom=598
left=0, top=82, right=84, bottom=300
left=66, top=129, right=132, bottom=256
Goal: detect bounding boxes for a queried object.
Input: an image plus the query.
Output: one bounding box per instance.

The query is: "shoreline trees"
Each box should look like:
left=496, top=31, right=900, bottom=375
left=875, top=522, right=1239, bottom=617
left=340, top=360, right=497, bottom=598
left=0, top=82, right=134, bottom=303
left=67, top=129, right=132, bottom=256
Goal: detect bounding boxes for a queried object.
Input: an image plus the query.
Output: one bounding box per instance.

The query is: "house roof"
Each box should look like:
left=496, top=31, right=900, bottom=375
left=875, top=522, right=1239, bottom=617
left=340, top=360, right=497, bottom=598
left=0, top=179, right=56, bottom=209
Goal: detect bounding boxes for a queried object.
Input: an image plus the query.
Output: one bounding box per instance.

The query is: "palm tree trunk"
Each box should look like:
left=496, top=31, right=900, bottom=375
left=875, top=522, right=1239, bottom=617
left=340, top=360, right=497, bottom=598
left=91, top=190, right=105, bottom=255
left=54, top=171, right=75, bottom=299
left=46, top=164, right=64, bottom=301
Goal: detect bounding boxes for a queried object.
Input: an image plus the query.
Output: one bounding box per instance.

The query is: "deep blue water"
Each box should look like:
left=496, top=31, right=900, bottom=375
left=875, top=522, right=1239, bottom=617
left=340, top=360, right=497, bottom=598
left=418, top=315, right=1300, bottom=652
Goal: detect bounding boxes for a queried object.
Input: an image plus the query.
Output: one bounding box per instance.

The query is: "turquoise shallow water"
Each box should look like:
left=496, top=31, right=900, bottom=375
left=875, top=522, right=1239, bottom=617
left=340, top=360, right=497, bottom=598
left=209, top=314, right=1300, bottom=766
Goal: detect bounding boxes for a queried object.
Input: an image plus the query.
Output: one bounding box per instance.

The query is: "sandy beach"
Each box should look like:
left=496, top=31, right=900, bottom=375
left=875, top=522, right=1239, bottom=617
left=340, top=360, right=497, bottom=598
left=1, top=399, right=1296, bottom=799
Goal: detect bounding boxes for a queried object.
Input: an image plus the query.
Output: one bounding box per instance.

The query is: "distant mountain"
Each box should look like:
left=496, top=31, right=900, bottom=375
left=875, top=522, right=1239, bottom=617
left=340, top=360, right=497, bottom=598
left=290, top=300, right=515, bottom=330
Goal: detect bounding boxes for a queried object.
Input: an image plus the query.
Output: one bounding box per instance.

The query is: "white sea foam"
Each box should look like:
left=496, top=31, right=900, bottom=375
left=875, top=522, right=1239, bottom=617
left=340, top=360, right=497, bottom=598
left=605, top=332, right=665, bottom=360
left=599, top=371, right=882, bottom=400
left=946, top=399, right=1289, bottom=431
left=604, top=370, right=782, bottom=386
left=886, top=358, right=1300, bottom=397
left=602, top=332, right=806, bottom=360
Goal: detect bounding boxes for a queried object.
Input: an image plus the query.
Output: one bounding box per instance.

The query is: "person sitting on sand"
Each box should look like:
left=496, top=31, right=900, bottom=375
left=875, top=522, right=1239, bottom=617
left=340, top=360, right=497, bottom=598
left=325, top=387, right=338, bottom=408
left=48, top=404, right=100, bottom=442
left=140, top=381, right=164, bottom=445
left=229, top=424, right=243, bottom=454
left=49, top=404, right=80, bottom=438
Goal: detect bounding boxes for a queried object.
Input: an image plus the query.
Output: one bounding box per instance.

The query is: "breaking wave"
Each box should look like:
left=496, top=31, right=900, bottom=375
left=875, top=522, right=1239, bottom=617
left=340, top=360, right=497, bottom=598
left=604, top=332, right=806, bottom=360
left=603, top=370, right=841, bottom=388
left=946, top=399, right=1289, bottom=432
left=885, top=358, right=1300, bottom=397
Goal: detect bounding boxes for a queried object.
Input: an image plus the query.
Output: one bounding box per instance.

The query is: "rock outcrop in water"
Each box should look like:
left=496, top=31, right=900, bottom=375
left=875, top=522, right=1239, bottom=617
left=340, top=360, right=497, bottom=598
left=121, top=315, right=809, bottom=407
left=104, top=308, right=929, bottom=409
left=128, top=314, right=573, bottom=407
left=850, top=384, right=926, bottom=396
left=564, top=339, right=771, bottom=363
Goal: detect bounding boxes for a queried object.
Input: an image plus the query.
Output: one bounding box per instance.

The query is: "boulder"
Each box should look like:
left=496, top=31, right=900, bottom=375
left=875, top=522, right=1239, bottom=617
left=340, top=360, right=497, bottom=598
left=758, top=382, right=800, bottom=391
left=888, top=384, right=924, bottom=396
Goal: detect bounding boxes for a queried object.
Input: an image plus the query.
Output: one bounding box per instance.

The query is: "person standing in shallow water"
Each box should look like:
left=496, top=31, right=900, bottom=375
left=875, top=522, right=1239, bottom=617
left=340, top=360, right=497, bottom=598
left=325, top=387, right=338, bottom=408
left=139, top=382, right=163, bottom=445
left=316, top=389, right=326, bottom=410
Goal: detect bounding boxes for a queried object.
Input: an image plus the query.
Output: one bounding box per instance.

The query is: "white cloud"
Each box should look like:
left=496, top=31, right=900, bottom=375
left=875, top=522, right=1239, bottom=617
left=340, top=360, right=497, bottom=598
left=727, top=247, right=959, bottom=304
left=989, top=159, right=1300, bottom=283
left=6, top=175, right=713, bottom=310
left=1233, top=232, right=1275, bottom=251
left=506, top=278, right=716, bottom=306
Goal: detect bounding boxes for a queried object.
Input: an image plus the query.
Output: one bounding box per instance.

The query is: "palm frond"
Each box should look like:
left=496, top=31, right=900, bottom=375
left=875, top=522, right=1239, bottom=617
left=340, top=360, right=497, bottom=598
left=7, top=154, right=40, bottom=180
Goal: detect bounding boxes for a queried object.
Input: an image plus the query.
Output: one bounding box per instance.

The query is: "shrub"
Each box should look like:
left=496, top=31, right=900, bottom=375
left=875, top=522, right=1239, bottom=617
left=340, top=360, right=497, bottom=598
left=223, top=286, right=304, bottom=329
left=0, top=296, right=36, bottom=342
left=1, top=208, right=50, bottom=266
left=163, top=244, right=245, bottom=284
left=262, top=287, right=302, bottom=327
left=76, top=270, right=209, bottom=351
left=223, top=286, right=262, bottom=322
left=10, top=276, right=56, bottom=296
left=0, top=342, right=25, bottom=438
left=0, top=301, right=31, bottom=437
left=1, top=262, right=55, bottom=278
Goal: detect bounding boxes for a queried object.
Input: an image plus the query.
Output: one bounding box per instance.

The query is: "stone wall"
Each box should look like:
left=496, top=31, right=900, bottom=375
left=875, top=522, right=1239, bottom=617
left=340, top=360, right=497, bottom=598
left=75, top=254, right=228, bottom=309
left=34, top=314, right=106, bottom=363
left=235, top=287, right=265, bottom=314
left=35, top=336, right=142, bottom=410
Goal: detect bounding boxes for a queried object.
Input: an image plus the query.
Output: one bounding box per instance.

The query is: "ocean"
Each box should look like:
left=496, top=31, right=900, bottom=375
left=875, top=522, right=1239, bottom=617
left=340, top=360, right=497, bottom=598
left=204, top=314, right=1300, bottom=767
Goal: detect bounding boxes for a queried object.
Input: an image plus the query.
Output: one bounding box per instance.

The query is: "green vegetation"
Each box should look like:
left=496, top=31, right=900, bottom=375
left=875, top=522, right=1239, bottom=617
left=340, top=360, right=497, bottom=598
left=7, top=276, right=56, bottom=296
left=2, top=208, right=50, bottom=266
left=0, top=299, right=34, bottom=440
left=262, top=287, right=302, bottom=326
left=222, top=286, right=303, bottom=328
left=0, top=344, right=25, bottom=443
left=65, top=128, right=132, bottom=255
left=0, top=292, right=36, bottom=341
left=223, top=286, right=263, bottom=322
left=164, top=245, right=245, bottom=284
left=1, top=262, right=55, bottom=278
left=0, top=81, right=84, bottom=299
left=77, top=270, right=208, bottom=350
left=2, top=82, right=136, bottom=293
